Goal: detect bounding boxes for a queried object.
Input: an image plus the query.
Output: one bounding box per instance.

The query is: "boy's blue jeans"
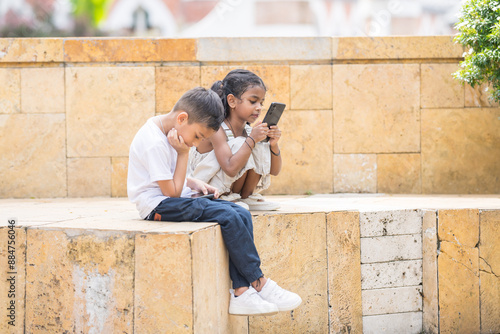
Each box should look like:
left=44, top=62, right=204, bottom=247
left=147, top=197, right=263, bottom=289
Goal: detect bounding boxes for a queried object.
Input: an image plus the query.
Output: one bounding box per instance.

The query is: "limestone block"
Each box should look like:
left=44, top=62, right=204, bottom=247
left=156, top=66, right=201, bottom=113
left=266, top=109, right=333, bottom=194
left=21, top=68, right=65, bottom=114
left=66, top=66, right=155, bottom=157
left=0, top=225, right=26, bottom=334
left=362, top=312, right=423, bottom=334
left=332, top=36, right=463, bottom=60
left=421, top=108, right=500, bottom=194
left=64, top=38, right=196, bottom=62
left=26, top=228, right=135, bottom=333
left=479, top=210, right=500, bottom=333
left=327, top=211, right=363, bottom=334
left=0, top=113, right=66, bottom=198
left=359, top=209, right=422, bottom=237
left=438, top=241, right=480, bottom=334
left=438, top=209, right=479, bottom=248
left=333, top=64, right=420, bottom=153
left=360, top=234, right=422, bottom=263
left=290, top=65, right=332, bottom=110
left=465, top=83, right=499, bottom=107
left=0, top=69, right=20, bottom=113
left=377, top=154, right=421, bottom=194
left=135, top=232, right=194, bottom=333
left=197, top=37, right=331, bottom=62
left=333, top=154, right=376, bottom=193
left=250, top=213, right=328, bottom=333
left=200, top=65, right=290, bottom=110
left=422, top=210, right=438, bottom=334
left=111, top=157, right=128, bottom=197
left=362, top=286, right=422, bottom=316
left=361, top=260, right=422, bottom=290
left=0, top=38, right=63, bottom=62
left=421, top=64, right=464, bottom=108
left=68, top=158, right=111, bottom=197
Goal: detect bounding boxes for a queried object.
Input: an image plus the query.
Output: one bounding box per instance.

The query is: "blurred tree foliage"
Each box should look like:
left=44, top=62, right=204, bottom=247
left=454, top=0, right=500, bottom=103
left=0, top=0, right=111, bottom=37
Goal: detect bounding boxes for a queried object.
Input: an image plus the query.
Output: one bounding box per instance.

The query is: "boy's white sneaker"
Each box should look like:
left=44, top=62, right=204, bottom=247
left=229, top=287, right=279, bottom=316
left=257, top=279, right=302, bottom=312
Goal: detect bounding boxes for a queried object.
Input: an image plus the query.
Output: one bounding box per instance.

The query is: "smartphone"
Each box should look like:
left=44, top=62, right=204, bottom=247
left=191, top=193, right=214, bottom=199
left=262, top=102, right=286, bottom=142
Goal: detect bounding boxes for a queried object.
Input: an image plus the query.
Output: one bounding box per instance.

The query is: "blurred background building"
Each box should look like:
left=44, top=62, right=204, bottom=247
left=0, top=0, right=462, bottom=37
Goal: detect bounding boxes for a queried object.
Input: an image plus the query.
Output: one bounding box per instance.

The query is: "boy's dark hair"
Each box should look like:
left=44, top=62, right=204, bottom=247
left=173, top=87, right=225, bottom=131
left=211, top=69, right=267, bottom=118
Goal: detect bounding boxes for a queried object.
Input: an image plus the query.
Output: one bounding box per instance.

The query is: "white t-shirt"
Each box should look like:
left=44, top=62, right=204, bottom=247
left=128, top=117, right=192, bottom=219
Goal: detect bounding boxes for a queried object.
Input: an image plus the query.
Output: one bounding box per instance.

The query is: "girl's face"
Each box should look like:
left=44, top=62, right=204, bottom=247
left=230, top=85, right=266, bottom=123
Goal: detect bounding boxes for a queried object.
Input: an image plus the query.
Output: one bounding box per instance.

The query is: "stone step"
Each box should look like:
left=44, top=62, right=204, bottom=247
left=0, top=195, right=498, bottom=333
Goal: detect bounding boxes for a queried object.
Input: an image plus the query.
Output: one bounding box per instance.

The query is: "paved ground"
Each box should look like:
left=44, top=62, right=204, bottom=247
left=1, top=194, right=499, bottom=229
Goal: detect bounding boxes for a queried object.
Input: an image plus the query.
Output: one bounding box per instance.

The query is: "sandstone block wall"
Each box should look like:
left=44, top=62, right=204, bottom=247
left=0, top=37, right=499, bottom=198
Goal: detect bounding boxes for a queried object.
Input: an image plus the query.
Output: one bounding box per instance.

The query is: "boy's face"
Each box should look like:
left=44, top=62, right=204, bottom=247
left=176, top=112, right=215, bottom=147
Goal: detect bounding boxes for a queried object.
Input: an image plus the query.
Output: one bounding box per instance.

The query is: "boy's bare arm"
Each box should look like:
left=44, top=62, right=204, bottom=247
left=158, top=129, right=190, bottom=198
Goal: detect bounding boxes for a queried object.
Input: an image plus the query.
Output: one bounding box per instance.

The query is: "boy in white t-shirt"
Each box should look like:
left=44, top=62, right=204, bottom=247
left=128, top=87, right=301, bottom=316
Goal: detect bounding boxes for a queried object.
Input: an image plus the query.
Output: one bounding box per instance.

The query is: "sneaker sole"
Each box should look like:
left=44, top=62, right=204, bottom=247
left=277, top=298, right=302, bottom=312
left=229, top=310, right=279, bottom=316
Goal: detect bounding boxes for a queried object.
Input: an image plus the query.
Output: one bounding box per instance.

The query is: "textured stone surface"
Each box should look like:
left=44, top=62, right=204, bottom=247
left=362, top=286, right=422, bottom=315
left=134, top=232, right=193, bottom=333
left=421, top=64, right=464, bottom=108
left=197, top=37, right=331, bottom=61
left=333, top=64, right=420, bottom=153
left=332, top=36, right=463, bottom=60
left=201, top=65, right=290, bottom=109
left=465, top=83, right=499, bottom=107
left=479, top=210, right=500, bottom=334
left=111, top=157, right=128, bottom=197
left=26, top=229, right=134, bottom=333
left=438, top=241, right=480, bottom=334
left=333, top=154, right=377, bottom=193
left=361, top=234, right=422, bottom=263
left=68, top=158, right=111, bottom=197
left=64, top=38, right=196, bottom=62
left=156, top=66, right=201, bottom=113
left=21, top=68, right=65, bottom=114
left=0, top=113, right=66, bottom=198
left=361, top=260, right=422, bottom=290
left=290, top=65, right=332, bottom=110
left=250, top=213, right=328, bottom=333
left=421, top=108, right=500, bottom=194
left=359, top=209, right=422, bottom=237
left=0, top=69, right=20, bottom=113
left=377, top=154, right=421, bottom=194
left=327, top=211, right=363, bottom=334
left=0, top=38, right=63, bottom=62
left=266, top=109, right=333, bottom=195
left=66, top=66, right=155, bottom=157
left=362, top=312, right=423, bottom=334
left=422, top=210, right=438, bottom=334
left=0, top=225, right=26, bottom=334
left=438, top=209, right=479, bottom=248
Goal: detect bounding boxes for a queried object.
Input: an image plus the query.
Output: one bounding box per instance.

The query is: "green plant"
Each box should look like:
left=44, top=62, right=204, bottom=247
left=453, top=0, right=500, bottom=103
left=71, top=0, right=111, bottom=27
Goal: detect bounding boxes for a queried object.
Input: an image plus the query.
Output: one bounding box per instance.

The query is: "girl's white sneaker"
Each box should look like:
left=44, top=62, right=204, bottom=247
left=240, top=194, right=280, bottom=211
left=229, top=287, right=279, bottom=316
left=257, top=279, right=302, bottom=312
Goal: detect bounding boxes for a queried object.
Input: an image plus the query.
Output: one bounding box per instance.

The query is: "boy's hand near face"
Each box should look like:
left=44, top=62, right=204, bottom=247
left=167, top=128, right=190, bottom=155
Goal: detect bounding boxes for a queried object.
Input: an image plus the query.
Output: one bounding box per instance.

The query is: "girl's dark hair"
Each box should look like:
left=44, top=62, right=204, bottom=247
left=210, top=69, right=266, bottom=118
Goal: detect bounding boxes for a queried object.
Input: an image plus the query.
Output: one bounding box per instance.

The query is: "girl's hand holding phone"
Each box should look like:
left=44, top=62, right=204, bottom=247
left=249, top=121, right=269, bottom=143
left=267, top=125, right=281, bottom=146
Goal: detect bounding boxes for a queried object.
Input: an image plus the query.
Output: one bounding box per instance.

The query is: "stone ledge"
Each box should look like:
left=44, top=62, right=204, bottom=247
left=0, top=36, right=463, bottom=63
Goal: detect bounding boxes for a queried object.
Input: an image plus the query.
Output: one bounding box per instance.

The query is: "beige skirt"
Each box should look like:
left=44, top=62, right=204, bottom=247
left=187, top=136, right=271, bottom=195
